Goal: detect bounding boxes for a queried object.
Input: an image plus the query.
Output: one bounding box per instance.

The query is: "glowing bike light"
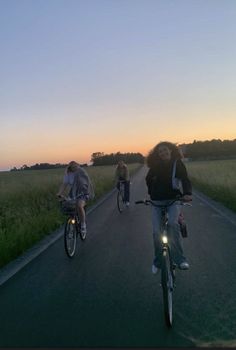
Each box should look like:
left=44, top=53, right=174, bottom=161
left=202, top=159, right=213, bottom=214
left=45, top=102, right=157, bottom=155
left=71, top=219, right=76, bottom=224
left=162, top=235, right=168, bottom=244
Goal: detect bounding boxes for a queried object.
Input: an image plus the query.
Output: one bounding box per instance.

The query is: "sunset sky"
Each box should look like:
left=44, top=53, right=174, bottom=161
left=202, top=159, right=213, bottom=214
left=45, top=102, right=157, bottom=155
left=1, top=0, right=236, bottom=170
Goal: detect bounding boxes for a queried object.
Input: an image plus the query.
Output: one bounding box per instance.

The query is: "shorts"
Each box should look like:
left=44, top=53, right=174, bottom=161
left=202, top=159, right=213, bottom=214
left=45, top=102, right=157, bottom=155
left=77, top=193, right=90, bottom=202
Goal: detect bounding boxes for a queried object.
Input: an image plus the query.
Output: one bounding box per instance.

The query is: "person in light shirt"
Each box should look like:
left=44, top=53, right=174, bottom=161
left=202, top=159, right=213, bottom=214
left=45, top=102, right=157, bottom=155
left=115, top=160, right=130, bottom=206
left=57, top=161, right=94, bottom=235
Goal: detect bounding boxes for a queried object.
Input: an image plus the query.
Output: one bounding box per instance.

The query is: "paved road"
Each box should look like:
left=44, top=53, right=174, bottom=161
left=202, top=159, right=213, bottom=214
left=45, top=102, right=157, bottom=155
left=0, top=166, right=236, bottom=347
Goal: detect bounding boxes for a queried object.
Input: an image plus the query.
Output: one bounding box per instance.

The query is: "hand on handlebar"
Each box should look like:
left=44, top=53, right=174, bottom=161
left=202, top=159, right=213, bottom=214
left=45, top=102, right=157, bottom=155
left=135, top=200, right=146, bottom=204
left=57, top=194, right=67, bottom=201
left=182, top=195, right=192, bottom=202
left=135, top=196, right=193, bottom=207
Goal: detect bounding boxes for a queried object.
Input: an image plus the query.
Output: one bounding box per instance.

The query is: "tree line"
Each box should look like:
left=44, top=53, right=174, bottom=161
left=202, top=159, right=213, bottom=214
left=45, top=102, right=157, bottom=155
left=10, top=163, right=69, bottom=171
left=182, top=139, right=236, bottom=160
left=10, top=139, right=236, bottom=171
left=10, top=152, right=144, bottom=171
left=91, top=152, right=145, bottom=166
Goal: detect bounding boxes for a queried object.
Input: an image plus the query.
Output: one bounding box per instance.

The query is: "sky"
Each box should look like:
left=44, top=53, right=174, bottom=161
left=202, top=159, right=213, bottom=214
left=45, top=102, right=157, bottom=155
left=1, top=0, right=236, bottom=170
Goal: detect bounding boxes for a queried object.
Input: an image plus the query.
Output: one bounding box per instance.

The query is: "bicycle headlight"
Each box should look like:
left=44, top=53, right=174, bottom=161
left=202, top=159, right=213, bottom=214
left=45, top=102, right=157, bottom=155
left=71, top=219, right=76, bottom=224
left=162, top=235, right=168, bottom=244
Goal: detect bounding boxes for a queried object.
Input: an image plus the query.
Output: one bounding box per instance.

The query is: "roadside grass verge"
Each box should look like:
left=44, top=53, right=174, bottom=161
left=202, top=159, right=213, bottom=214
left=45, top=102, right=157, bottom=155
left=0, top=163, right=142, bottom=268
left=186, top=159, right=236, bottom=213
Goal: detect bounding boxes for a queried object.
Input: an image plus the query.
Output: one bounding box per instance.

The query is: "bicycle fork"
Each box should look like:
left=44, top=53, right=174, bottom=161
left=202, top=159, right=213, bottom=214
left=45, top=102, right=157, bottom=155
left=161, top=234, right=176, bottom=291
left=68, top=216, right=81, bottom=234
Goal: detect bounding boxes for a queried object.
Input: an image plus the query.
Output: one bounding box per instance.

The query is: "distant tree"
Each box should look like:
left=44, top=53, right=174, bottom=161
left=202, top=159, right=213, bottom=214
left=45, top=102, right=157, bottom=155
left=91, top=152, right=144, bottom=166
left=184, top=139, right=236, bottom=160
left=21, top=164, right=29, bottom=170
left=90, top=152, right=105, bottom=163
left=10, top=162, right=68, bottom=171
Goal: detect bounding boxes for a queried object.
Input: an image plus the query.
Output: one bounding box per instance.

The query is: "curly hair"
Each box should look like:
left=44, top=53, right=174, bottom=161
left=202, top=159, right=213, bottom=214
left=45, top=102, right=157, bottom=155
left=146, top=141, right=182, bottom=168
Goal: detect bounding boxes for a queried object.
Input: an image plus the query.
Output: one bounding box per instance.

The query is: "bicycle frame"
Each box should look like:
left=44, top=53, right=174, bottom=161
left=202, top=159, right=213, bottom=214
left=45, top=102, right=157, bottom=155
left=59, top=198, right=86, bottom=258
left=135, top=197, right=191, bottom=327
left=117, top=180, right=126, bottom=212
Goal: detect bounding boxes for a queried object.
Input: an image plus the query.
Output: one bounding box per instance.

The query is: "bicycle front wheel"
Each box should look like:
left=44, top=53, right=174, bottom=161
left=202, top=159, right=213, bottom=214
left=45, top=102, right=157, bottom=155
left=64, top=218, right=77, bottom=258
left=117, top=191, right=125, bottom=213
left=79, top=221, right=87, bottom=241
left=161, top=249, right=174, bottom=327
left=78, top=207, right=87, bottom=241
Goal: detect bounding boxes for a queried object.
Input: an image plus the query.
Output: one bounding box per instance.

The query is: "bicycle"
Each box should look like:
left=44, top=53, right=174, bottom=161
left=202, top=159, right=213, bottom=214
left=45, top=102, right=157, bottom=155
left=116, top=180, right=127, bottom=213
left=59, top=197, right=86, bottom=258
left=135, top=197, right=191, bottom=327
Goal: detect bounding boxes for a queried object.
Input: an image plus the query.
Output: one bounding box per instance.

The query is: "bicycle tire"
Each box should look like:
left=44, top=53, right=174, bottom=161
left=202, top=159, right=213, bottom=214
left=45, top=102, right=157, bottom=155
left=117, top=191, right=125, bottom=213
left=64, top=217, right=77, bottom=258
left=79, top=206, right=87, bottom=240
left=161, top=249, right=174, bottom=327
left=79, top=221, right=87, bottom=241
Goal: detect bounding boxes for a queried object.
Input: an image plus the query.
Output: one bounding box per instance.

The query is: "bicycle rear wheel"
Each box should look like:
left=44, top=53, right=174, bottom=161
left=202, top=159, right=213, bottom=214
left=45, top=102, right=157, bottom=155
left=117, top=191, right=125, bottom=213
left=161, top=249, right=174, bottom=327
left=64, top=217, right=77, bottom=258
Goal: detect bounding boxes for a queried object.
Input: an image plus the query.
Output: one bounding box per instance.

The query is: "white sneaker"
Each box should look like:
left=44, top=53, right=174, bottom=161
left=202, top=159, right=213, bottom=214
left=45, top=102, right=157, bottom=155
left=179, top=261, right=189, bottom=270
left=152, top=265, right=159, bottom=274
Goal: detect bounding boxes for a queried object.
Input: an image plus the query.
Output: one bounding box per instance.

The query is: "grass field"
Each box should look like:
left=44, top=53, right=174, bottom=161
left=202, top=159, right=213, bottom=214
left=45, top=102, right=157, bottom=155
left=0, top=163, right=142, bottom=268
left=186, top=159, right=236, bottom=213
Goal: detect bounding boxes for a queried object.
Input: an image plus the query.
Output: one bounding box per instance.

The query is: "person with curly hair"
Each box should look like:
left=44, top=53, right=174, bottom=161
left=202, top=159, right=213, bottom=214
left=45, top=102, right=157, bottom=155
left=145, top=142, right=192, bottom=273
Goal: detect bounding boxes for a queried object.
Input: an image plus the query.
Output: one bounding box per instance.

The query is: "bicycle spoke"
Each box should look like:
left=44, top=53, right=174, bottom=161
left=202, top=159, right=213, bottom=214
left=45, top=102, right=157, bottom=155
left=117, top=191, right=125, bottom=212
left=161, top=250, right=173, bottom=327
left=64, top=219, right=77, bottom=258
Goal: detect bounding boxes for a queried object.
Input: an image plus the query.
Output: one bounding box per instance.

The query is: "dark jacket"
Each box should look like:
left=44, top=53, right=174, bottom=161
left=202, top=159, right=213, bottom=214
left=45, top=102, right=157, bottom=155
left=145, top=159, right=192, bottom=200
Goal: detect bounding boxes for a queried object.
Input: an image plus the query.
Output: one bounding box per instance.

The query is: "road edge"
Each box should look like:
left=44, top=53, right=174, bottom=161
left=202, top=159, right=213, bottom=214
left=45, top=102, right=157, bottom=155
left=0, top=165, right=144, bottom=286
left=193, top=188, right=236, bottom=227
left=1, top=166, right=235, bottom=286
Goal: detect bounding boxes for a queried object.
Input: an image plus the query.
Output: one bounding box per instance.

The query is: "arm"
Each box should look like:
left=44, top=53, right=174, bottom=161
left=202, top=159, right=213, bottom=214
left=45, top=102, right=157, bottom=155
left=77, top=168, right=90, bottom=194
left=124, top=165, right=130, bottom=181
left=145, top=169, right=155, bottom=195
left=115, top=166, right=120, bottom=183
left=57, top=183, right=72, bottom=199
left=176, top=160, right=192, bottom=200
left=57, top=183, right=66, bottom=196
left=57, top=173, right=72, bottom=198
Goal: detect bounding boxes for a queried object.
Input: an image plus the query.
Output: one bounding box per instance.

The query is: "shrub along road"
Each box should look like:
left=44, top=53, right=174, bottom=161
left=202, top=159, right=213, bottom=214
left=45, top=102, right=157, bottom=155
left=0, top=166, right=235, bottom=347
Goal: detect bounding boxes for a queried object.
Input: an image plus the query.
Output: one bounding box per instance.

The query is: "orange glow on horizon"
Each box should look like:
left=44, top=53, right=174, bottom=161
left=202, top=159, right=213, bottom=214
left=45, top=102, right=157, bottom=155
left=1, top=134, right=235, bottom=171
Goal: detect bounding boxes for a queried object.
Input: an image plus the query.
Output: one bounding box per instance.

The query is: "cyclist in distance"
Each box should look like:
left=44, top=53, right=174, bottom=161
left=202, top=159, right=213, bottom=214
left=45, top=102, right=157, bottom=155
left=145, top=142, right=192, bottom=274
left=115, top=160, right=130, bottom=206
left=57, top=161, right=95, bottom=235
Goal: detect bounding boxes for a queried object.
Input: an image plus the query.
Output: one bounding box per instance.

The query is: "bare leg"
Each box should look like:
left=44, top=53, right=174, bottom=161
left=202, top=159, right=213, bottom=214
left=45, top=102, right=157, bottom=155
left=77, top=200, right=86, bottom=225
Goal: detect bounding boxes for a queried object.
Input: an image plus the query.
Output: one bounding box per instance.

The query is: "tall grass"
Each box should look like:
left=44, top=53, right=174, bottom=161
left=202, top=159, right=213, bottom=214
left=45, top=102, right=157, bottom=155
left=186, top=159, right=236, bottom=212
left=0, top=163, right=142, bottom=268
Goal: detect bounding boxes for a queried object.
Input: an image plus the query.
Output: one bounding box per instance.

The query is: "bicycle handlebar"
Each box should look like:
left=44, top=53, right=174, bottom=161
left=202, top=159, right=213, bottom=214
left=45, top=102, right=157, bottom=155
left=135, top=200, right=147, bottom=204
left=57, top=194, right=70, bottom=201
left=135, top=197, right=192, bottom=207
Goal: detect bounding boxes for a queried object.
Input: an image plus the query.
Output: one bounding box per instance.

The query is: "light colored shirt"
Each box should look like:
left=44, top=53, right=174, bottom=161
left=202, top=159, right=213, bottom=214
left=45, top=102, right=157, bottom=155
left=63, top=167, right=95, bottom=200
left=63, top=172, right=75, bottom=186
left=115, top=165, right=130, bottom=181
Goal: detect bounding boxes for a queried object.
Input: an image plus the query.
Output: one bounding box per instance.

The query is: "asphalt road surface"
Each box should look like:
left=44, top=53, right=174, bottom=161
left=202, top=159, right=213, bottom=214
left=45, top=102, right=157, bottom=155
left=0, top=166, right=236, bottom=347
